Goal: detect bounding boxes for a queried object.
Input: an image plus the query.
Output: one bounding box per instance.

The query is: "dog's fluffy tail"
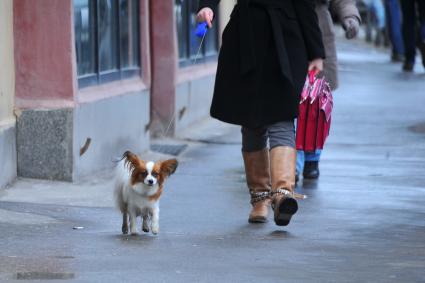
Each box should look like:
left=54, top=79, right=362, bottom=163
left=114, top=159, right=130, bottom=213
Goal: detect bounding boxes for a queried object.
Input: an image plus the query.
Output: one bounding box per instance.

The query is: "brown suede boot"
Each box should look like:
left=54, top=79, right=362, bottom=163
left=242, top=149, right=271, bottom=223
left=270, top=146, right=305, bottom=226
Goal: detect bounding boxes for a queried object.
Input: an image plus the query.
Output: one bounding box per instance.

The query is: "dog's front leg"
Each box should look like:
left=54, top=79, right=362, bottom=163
left=151, top=206, right=160, bottom=235
left=122, top=212, right=129, bottom=234
left=142, top=214, right=150, bottom=233
left=129, top=210, right=138, bottom=235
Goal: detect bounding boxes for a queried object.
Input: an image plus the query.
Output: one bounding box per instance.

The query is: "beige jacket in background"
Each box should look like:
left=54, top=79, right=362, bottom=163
left=316, top=0, right=361, bottom=90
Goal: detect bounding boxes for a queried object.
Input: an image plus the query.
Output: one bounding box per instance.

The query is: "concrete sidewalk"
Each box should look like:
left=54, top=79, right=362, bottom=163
left=1, top=38, right=425, bottom=282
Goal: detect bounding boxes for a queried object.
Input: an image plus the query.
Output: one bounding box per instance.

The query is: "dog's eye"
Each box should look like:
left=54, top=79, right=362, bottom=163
left=151, top=172, right=158, bottom=178
left=140, top=171, right=147, bottom=177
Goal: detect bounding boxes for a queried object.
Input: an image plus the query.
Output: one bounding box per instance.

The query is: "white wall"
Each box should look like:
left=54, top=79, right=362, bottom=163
left=0, top=0, right=15, bottom=128
left=218, top=0, right=236, bottom=43
left=0, top=0, right=16, bottom=189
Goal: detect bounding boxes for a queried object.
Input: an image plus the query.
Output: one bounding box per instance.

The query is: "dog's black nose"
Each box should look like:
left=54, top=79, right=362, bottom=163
left=148, top=179, right=154, bottom=185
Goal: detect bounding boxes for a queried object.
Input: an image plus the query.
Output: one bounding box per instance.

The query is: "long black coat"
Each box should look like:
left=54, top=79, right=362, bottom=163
left=199, top=0, right=326, bottom=128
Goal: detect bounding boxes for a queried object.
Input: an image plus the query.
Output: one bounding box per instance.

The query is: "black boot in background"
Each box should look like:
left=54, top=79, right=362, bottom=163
left=402, top=61, right=414, bottom=72
left=303, top=161, right=320, bottom=179
left=374, top=28, right=385, bottom=47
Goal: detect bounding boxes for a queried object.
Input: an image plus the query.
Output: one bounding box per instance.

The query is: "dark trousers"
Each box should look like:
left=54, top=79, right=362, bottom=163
left=400, top=0, right=425, bottom=62
left=241, top=121, right=295, bottom=152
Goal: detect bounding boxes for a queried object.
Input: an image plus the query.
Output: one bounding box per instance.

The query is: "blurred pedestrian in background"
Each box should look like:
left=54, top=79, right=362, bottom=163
left=384, top=0, right=405, bottom=61
left=297, top=0, right=361, bottom=181
left=400, top=0, right=425, bottom=71
left=364, top=0, right=387, bottom=46
left=197, top=0, right=325, bottom=226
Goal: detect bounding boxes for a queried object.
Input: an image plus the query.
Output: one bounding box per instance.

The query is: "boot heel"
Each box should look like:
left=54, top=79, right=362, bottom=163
left=248, top=215, right=268, bottom=223
left=275, top=197, right=298, bottom=226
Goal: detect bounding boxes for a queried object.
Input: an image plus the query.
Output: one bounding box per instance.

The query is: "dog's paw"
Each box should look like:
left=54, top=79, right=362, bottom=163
left=142, top=221, right=150, bottom=233
left=151, top=226, right=159, bottom=235
left=122, top=225, right=129, bottom=235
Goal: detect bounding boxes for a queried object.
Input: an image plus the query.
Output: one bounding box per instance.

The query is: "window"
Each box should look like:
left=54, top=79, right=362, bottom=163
left=175, top=0, right=219, bottom=67
left=74, top=0, right=140, bottom=88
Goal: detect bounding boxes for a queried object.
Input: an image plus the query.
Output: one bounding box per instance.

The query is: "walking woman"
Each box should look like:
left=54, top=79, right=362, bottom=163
left=197, top=0, right=325, bottom=226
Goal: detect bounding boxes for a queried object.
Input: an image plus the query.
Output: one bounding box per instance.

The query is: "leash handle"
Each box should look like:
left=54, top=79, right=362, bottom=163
left=195, top=22, right=208, bottom=38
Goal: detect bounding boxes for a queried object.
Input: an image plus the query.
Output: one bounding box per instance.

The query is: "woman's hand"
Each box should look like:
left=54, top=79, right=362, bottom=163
left=196, top=7, right=214, bottom=28
left=308, top=58, right=324, bottom=72
left=342, top=17, right=360, bottom=39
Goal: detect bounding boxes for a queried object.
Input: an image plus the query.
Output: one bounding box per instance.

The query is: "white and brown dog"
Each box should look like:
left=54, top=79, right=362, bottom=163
left=114, top=151, right=178, bottom=235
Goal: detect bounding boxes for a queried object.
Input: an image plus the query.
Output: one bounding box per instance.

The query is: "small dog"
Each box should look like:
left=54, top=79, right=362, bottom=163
left=114, top=151, right=178, bottom=235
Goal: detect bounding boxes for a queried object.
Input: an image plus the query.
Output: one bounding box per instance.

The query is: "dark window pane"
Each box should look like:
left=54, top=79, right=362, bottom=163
left=119, top=0, right=140, bottom=69
left=74, top=0, right=96, bottom=76
left=130, top=0, right=140, bottom=67
left=98, top=0, right=119, bottom=72
left=175, top=0, right=218, bottom=66
left=175, top=0, right=188, bottom=60
left=74, top=0, right=142, bottom=87
left=189, top=1, right=201, bottom=58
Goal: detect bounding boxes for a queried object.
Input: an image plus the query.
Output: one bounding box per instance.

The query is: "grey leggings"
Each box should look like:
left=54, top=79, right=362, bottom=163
left=242, top=121, right=295, bottom=152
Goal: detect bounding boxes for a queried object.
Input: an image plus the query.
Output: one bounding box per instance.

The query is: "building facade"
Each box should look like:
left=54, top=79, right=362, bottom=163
left=0, top=0, right=235, bottom=187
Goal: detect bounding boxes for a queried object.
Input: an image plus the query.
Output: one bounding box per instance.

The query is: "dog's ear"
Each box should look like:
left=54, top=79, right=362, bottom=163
left=160, top=159, right=178, bottom=177
left=123, top=151, right=143, bottom=173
